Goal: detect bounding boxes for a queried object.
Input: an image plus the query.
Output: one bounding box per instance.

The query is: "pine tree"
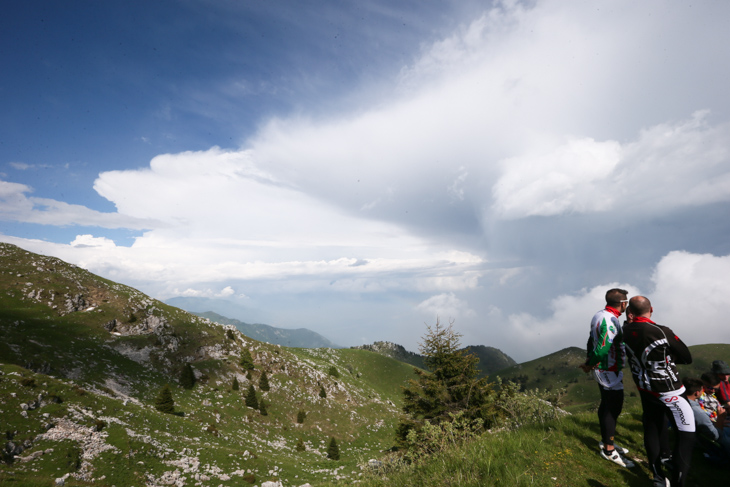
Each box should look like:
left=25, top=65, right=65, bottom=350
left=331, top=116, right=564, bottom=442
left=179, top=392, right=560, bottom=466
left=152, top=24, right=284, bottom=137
left=259, top=400, right=268, bottom=416
left=259, top=371, right=270, bottom=391
left=318, top=385, right=327, bottom=398
left=240, top=349, right=255, bottom=370
left=180, top=363, right=196, bottom=390
left=296, top=410, right=306, bottom=424
left=245, top=384, right=258, bottom=409
left=246, top=370, right=253, bottom=381
left=328, top=366, right=340, bottom=378
left=232, top=376, right=240, bottom=391
left=327, top=437, right=340, bottom=460
left=295, top=438, right=306, bottom=452
left=400, top=319, right=495, bottom=429
left=154, top=384, right=175, bottom=414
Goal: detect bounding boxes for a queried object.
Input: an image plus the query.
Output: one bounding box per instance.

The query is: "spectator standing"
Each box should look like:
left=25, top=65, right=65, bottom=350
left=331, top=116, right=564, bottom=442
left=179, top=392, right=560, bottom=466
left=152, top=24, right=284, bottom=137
left=623, top=295, right=694, bottom=487
left=580, top=288, right=633, bottom=467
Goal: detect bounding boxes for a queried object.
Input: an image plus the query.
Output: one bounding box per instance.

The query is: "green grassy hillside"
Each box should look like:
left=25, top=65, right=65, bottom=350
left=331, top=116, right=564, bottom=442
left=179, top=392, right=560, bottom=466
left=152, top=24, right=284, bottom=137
left=495, top=344, right=730, bottom=411
left=0, top=243, right=417, bottom=486
left=325, top=404, right=726, bottom=487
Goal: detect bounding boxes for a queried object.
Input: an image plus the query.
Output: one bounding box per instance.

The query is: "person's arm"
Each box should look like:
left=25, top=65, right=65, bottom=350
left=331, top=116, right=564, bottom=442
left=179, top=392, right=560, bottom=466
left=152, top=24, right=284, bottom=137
left=663, top=326, right=692, bottom=364
left=693, top=402, right=720, bottom=441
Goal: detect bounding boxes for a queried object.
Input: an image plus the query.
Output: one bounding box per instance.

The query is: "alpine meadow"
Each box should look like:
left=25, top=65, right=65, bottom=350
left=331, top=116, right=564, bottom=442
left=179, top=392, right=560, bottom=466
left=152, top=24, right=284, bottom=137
left=1, top=243, right=728, bottom=486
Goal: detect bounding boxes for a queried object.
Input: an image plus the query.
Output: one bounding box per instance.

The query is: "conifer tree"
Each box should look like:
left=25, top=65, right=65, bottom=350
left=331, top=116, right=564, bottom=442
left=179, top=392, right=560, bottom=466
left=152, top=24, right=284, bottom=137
left=180, top=363, right=196, bottom=390
left=259, top=371, right=270, bottom=391
left=400, top=319, right=494, bottom=429
left=154, top=384, right=175, bottom=414
left=245, top=384, right=258, bottom=409
left=295, top=438, right=306, bottom=452
left=246, top=370, right=253, bottom=381
left=296, top=410, right=306, bottom=424
left=232, top=376, right=240, bottom=391
left=328, top=365, right=340, bottom=378
left=327, top=437, right=340, bottom=460
left=240, top=348, right=255, bottom=370
left=259, top=400, right=268, bottom=416
left=319, top=385, right=327, bottom=398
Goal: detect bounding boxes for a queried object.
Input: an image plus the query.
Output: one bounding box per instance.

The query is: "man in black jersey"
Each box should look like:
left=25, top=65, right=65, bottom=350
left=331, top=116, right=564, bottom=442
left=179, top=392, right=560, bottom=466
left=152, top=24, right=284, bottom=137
left=623, top=295, right=694, bottom=487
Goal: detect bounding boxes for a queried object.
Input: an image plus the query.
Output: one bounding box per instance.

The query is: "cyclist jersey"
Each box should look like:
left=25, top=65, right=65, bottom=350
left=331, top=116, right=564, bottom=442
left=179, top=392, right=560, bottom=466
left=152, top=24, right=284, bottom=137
left=586, top=306, right=625, bottom=372
left=623, top=317, right=692, bottom=395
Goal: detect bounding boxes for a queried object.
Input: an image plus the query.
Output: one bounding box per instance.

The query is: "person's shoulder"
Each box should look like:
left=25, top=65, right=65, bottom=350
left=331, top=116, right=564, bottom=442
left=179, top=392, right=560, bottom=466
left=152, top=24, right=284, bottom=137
left=591, top=308, right=608, bottom=319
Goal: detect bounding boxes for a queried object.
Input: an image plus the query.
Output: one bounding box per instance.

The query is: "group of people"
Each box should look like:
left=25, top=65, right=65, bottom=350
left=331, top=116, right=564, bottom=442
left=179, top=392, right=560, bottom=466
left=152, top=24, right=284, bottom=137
left=581, top=288, right=730, bottom=487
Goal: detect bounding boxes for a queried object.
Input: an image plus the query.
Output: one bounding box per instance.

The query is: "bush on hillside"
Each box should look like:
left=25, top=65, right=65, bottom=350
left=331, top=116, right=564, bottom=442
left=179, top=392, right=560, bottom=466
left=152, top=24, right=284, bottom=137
left=295, top=438, right=306, bottom=452
left=297, top=410, right=307, bottom=423
left=401, top=411, right=484, bottom=462
left=399, top=320, right=496, bottom=432
left=240, top=349, right=255, bottom=370
left=319, top=385, right=327, bottom=399
left=180, top=363, right=195, bottom=389
left=396, top=319, right=566, bottom=453
left=232, top=376, right=240, bottom=391
left=154, top=384, right=175, bottom=414
left=259, top=400, right=268, bottom=416
left=259, top=371, right=270, bottom=391
left=328, top=365, right=340, bottom=378
left=245, top=384, right=258, bottom=410
left=327, top=437, right=340, bottom=460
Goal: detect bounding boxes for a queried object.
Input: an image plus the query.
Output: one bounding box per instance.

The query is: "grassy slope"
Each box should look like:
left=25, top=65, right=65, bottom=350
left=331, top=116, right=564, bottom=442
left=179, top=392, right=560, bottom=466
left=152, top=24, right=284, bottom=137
left=0, top=243, right=418, bottom=486
left=331, top=404, right=727, bottom=487
left=495, top=344, right=730, bottom=412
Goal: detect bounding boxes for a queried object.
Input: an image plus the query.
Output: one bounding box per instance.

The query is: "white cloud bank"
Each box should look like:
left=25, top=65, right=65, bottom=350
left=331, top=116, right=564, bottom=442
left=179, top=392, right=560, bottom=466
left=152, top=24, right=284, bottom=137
left=501, top=252, right=730, bottom=361
left=1, top=1, right=729, bottom=360
left=493, top=112, right=730, bottom=219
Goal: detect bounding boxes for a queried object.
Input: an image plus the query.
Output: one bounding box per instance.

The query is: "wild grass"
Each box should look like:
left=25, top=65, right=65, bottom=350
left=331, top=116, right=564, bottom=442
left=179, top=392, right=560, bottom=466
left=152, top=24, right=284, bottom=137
left=332, top=405, right=727, bottom=487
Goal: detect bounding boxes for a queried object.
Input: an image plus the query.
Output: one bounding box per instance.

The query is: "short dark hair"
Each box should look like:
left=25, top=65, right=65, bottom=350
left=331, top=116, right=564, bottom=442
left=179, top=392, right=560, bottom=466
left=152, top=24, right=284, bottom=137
left=683, top=377, right=703, bottom=396
left=628, top=296, right=652, bottom=316
left=605, top=288, right=628, bottom=307
left=701, top=372, right=720, bottom=386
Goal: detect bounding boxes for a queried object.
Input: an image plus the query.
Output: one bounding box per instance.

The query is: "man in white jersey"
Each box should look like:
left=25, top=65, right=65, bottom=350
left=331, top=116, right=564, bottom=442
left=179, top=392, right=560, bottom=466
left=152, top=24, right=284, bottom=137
left=580, top=288, right=633, bottom=467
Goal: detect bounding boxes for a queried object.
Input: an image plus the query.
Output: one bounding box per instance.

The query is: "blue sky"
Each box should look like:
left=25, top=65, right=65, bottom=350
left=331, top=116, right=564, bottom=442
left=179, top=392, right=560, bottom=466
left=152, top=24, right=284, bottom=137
left=2, top=0, right=730, bottom=361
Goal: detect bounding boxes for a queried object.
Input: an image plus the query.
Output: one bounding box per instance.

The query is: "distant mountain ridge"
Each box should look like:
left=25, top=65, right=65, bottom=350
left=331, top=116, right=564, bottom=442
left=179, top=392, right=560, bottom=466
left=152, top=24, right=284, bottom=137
left=353, top=341, right=517, bottom=377
left=192, top=311, right=341, bottom=349
left=352, top=341, right=427, bottom=369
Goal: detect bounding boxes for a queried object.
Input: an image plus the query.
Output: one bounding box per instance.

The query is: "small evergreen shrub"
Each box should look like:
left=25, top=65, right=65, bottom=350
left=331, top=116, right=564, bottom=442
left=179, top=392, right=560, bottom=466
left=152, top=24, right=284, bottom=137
left=240, top=349, right=255, bottom=370
left=259, top=401, right=268, bottom=416
left=328, top=366, right=340, bottom=378
left=232, top=377, right=240, bottom=391
left=259, top=371, right=270, bottom=391
left=295, top=438, right=306, bottom=452
left=94, top=419, right=107, bottom=432
left=20, top=377, right=36, bottom=388
left=154, top=384, right=175, bottom=414
left=327, top=437, right=340, bottom=460
left=319, top=386, right=327, bottom=398
left=297, top=410, right=307, bottom=424
left=180, top=363, right=196, bottom=390
left=245, top=385, right=258, bottom=410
